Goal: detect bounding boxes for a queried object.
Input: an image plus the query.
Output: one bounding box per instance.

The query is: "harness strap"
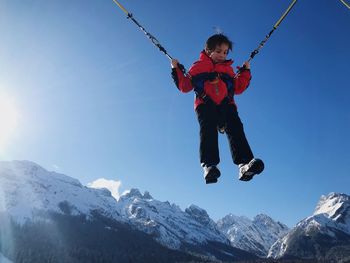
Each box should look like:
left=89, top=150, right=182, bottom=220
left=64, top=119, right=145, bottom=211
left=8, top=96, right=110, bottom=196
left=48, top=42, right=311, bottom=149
left=192, top=72, right=234, bottom=102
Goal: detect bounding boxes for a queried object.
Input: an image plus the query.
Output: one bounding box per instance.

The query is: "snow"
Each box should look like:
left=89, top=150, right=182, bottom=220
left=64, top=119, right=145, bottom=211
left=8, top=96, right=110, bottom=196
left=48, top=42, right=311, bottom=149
left=0, top=160, right=228, bottom=251
left=268, top=192, right=350, bottom=258
left=314, top=192, right=348, bottom=217
left=268, top=235, right=289, bottom=258
left=116, top=188, right=228, bottom=249
left=0, top=160, right=122, bottom=224
left=217, top=213, right=289, bottom=257
left=4, top=160, right=348, bottom=260
left=313, top=193, right=350, bottom=234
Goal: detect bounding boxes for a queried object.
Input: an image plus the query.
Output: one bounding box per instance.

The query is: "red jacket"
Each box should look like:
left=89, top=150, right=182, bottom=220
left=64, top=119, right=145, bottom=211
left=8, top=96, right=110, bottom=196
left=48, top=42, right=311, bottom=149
left=172, top=51, right=251, bottom=109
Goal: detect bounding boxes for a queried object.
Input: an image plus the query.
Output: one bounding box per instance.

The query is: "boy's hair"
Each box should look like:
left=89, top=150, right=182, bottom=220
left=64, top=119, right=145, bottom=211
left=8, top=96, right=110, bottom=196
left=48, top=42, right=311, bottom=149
left=205, top=34, right=233, bottom=53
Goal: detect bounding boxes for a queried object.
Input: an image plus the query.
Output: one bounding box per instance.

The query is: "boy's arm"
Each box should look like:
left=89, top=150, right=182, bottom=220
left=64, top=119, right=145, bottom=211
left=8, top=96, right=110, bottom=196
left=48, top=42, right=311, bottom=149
left=171, top=59, right=193, bottom=93
left=234, top=62, right=252, bottom=95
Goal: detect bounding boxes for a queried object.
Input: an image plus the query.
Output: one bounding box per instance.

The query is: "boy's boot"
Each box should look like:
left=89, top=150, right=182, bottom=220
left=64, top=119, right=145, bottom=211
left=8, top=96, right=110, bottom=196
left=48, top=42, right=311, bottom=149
left=203, top=165, right=221, bottom=184
left=238, top=158, right=264, bottom=181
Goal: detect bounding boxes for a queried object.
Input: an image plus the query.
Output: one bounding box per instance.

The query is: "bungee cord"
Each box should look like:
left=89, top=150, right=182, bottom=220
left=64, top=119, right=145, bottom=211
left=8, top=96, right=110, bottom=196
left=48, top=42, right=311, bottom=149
left=112, top=0, right=298, bottom=77
left=112, top=0, right=173, bottom=61
left=340, top=0, right=350, bottom=10
left=246, top=0, right=298, bottom=64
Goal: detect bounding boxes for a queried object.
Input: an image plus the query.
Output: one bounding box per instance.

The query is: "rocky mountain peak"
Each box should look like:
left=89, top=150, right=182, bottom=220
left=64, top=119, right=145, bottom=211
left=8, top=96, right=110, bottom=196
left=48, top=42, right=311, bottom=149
left=314, top=192, right=350, bottom=220
left=143, top=191, right=153, bottom=200
left=120, top=188, right=143, bottom=199
left=268, top=193, right=350, bottom=260
left=217, top=213, right=289, bottom=257
left=0, top=160, right=119, bottom=223
left=185, top=204, right=212, bottom=225
left=119, top=188, right=153, bottom=201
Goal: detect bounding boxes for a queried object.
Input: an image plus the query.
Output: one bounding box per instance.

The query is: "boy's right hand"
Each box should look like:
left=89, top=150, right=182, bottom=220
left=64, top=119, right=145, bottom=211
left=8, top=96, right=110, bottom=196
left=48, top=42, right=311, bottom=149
left=243, top=61, right=251, bottom=70
left=171, top=59, right=179, bottom=68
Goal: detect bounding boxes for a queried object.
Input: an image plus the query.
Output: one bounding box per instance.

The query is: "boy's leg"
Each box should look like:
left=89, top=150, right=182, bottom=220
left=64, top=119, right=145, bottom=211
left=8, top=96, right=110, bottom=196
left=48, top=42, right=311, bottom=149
left=225, top=105, right=254, bottom=165
left=195, top=103, right=220, bottom=168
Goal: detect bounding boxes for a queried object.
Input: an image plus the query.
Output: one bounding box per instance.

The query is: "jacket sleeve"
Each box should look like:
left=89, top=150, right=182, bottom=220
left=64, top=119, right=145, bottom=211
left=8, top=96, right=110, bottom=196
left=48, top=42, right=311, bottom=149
left=234, top=68, right=252, bottom=95
left=171, top=67, right=193, bottom=93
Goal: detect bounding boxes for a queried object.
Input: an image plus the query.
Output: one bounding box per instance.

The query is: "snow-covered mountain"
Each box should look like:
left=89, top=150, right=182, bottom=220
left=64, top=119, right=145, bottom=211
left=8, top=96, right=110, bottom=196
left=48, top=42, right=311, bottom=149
left=217, top=213, right=289, bottom=257
left=117, top=189, right=228, bottom=249
left=268, top=193, right=350, bottom=261
left=0, top=160, right=122, bottom=224
left=7, top=160, right=350, bottom=262
left=0, top=160, right=226, bottom=247
left=0, top=160, right=257, bottom=262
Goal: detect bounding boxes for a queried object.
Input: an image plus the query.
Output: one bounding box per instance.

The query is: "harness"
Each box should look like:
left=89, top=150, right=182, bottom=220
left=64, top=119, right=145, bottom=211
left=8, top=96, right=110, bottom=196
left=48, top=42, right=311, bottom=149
left=192, top=72, right=235, bottom=133
left=191, top=72, right=234, bottom=103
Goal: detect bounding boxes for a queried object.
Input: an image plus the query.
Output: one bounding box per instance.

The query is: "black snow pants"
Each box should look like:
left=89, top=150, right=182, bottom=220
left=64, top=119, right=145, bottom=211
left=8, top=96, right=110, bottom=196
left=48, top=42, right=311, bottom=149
left=195, top=99, right=254, bottom=167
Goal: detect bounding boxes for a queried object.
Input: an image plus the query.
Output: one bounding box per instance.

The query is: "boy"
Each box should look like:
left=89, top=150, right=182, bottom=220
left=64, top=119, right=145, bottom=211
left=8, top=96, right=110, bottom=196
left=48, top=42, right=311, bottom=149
left=171, top=34, right=264, bottom=184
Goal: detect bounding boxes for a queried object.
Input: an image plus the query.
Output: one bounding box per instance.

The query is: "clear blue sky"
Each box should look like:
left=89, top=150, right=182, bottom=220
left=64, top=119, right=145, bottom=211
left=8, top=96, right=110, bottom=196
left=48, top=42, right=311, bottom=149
left=1, top=0, right=349, bottom=227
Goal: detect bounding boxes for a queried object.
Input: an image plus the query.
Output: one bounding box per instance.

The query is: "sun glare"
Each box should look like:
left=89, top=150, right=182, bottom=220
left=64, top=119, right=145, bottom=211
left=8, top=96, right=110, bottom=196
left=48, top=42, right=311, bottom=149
left=0, top=92, right=19, bottom=151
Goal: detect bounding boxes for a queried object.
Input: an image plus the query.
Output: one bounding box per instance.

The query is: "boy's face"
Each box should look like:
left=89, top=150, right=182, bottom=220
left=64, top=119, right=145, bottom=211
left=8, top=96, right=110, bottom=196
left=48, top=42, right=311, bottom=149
left=209, top=43, right=229, bottom=63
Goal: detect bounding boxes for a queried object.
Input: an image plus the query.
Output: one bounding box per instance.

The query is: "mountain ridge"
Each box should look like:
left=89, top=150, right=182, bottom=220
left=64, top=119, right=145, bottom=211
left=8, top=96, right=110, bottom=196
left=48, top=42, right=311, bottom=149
left=0, top=160, right=257, bottom=262
left=268, top=192, right=350, bottom=261
left=2, top=160, right=349, bottom=262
